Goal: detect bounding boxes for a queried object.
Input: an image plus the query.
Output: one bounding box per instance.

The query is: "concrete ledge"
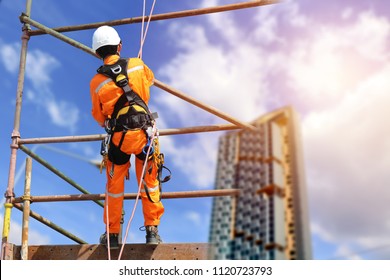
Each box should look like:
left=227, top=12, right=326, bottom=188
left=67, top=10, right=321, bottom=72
left=11, top=243, right=212, bottom=260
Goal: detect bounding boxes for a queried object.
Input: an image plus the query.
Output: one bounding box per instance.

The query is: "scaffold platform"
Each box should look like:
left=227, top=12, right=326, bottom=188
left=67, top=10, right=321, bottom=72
left=4, top=243, right=212, bottom=260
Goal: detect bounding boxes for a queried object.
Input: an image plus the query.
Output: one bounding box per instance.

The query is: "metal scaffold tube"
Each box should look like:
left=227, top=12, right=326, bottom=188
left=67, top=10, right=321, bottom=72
left=160, top=123, right=240, bottom=135
left=26, top=0, right=279, bottom=36
left=2, top=0, right=32, bottom=261
left=19, top=133, right=106, bottom=145
left=18, top=124, right=241, bottom=145
left=21, top=157, right=32, bottom=260
left=12, top=189, right=240, bottom=203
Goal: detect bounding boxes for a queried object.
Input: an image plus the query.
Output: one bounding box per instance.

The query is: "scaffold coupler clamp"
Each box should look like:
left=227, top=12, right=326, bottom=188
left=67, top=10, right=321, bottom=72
left=3, top=190, right=15, bottom=200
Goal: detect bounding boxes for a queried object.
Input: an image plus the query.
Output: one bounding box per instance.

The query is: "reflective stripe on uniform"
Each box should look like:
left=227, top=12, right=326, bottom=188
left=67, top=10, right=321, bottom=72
left=107, top=191, right=124, bottom=198
left=95, top=65, right=144, bottom=94
left=127, top=65, right=143, bottom=74
left=95, top=78, right=112, bottom=93
left=140, top=185, right=159, bottom=193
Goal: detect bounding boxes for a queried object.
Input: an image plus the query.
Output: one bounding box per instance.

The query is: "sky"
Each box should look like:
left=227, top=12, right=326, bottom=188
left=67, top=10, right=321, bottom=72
left=0, top=0, right=389, bottom=260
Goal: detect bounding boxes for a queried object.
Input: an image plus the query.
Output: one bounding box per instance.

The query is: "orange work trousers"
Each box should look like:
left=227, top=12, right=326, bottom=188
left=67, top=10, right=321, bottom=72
left=103, top=130, right=164, bottom=234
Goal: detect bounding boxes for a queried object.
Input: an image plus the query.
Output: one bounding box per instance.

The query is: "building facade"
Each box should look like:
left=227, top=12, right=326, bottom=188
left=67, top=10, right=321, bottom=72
left=209, top=107, right=312, bottom=260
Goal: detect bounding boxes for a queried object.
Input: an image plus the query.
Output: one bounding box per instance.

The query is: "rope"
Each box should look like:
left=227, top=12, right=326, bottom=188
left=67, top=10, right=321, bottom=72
left=104, top=187, right=112, bottom=260
left=117, top=122, right=158, bottom=260
left=138, top=0, right=157, bottom=59
left=139, top=0, right=146, bottom=57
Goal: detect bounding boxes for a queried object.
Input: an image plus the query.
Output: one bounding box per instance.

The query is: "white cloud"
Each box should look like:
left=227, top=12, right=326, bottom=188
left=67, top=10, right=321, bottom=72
left=22, top=48, right=80, bottom=131
left=0, top=41, right=61, bottom=88
left=253, top=0, right=307, bottom=44
left=311, top=222, right=335, bottom=243
left=341, top=7, right=353, bottom=20
left=158, top=16, right=270, bottom=122
left=8, top=220, right=51, bottom=246
left=285, top=1, right=308, bottom=28
left=159, top=133, right=219, bottom=188
left=1, top=40, right=80, bottom=132
left=334, top=244, right=362, bottom=260
left=348, top=10, right=390, bottom=61
left=297, top=10, right=390, bottom=258
left=46, top=99, right=80, bottom=131
left=27, top=89, right=80, bottom=132
left=286, top=9, right=389, bottom=111
left=184, top=211, right=202, bottom=226
left=201, top=0, right=243, bottom=47
left=0, top=42, right=20, bottom=73
left=253, top=11, right=279, bottom=45
left=26, top=49, right=61, bottom=89
left=303, top=65, right=390, bottom=240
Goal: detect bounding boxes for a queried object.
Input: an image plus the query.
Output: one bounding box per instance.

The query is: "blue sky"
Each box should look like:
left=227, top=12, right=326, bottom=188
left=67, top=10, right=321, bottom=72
left=1, top=0, right=390, bottom=260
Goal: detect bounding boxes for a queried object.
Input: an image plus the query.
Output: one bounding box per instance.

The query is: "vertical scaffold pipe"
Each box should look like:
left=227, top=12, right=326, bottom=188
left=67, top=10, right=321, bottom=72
left=1, top=0, right=32, bottom=261
left=21, top=157, right=32, bottom=260
left=1, top=203, right=13, bottom=260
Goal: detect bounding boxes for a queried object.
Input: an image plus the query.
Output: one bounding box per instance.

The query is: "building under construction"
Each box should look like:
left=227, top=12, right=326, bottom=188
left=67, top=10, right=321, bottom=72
left=209, top=107, right=312, bottom=260
left=0, top=0, right=311, bottom=261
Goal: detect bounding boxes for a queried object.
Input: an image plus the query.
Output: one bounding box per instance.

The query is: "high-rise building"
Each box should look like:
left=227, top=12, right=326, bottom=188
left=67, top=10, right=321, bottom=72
left=209, top=106, right=312, bottom=260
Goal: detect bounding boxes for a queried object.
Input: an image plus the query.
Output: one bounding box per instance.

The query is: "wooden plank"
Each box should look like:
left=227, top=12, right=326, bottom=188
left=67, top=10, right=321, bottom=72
left=12, top=243, right=212, bottom=260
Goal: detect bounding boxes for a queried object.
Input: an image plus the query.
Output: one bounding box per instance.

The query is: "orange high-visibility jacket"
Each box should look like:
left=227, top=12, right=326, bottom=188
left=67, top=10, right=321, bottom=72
left=90, top=54, right=154, bottom=127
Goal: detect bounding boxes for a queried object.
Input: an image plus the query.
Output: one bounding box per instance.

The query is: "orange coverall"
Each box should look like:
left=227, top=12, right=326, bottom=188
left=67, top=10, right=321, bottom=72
left=90, top=54, right=164, bottom=234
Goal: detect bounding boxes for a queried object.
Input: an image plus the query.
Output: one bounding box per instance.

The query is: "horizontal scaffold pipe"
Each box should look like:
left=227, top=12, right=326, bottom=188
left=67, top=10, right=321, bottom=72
left=13, top=189, right=240, bottom=203
left=18, top=124, right=241, bottom=145
left=160, top=123, right=240, bottom=135
left=27, top=0, right=279, bottom=36
left=18, top=134, right=106, bottom=145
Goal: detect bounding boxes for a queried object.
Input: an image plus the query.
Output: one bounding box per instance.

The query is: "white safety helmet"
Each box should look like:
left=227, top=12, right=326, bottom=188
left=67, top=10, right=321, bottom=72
left=92, top=25, right=121, bottom=51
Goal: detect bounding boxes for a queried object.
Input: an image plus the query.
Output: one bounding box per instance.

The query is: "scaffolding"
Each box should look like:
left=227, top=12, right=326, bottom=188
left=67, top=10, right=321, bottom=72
left=1, top=0, right=278, bottom=260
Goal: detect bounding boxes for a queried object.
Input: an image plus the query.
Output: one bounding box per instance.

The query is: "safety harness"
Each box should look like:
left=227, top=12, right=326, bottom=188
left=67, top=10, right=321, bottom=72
left=98, top=58, right=155, bottom=134
left=97, top=58, right=171, bottom=203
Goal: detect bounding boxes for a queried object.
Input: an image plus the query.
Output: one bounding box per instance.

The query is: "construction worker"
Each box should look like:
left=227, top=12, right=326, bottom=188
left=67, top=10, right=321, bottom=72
left=89, top=25, right=164, bottom=248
